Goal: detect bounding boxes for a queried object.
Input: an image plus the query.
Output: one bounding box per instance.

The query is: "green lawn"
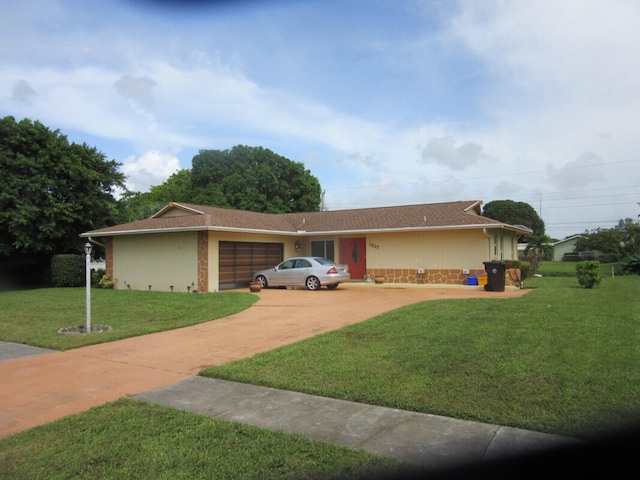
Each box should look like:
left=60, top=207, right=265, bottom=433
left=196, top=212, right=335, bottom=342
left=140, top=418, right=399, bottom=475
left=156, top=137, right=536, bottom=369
left=0, top=399, right=411, bottom=480
left=202, top=275, right=640, bottom=437
left=0, top=288, right=258, bottom=350
left=1, top=273, right=638, bottom=477
left=536, top=260, right=623, bottom=277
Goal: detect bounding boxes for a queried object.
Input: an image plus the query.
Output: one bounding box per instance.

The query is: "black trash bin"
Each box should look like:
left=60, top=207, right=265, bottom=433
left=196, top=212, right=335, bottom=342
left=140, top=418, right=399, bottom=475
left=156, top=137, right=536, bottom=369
left=483, top=261, right=506, bottom=292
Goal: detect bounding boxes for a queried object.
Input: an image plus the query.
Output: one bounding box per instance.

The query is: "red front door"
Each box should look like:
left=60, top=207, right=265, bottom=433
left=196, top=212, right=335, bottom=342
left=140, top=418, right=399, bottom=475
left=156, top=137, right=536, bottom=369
left=340, top=238, right=366, bottom=280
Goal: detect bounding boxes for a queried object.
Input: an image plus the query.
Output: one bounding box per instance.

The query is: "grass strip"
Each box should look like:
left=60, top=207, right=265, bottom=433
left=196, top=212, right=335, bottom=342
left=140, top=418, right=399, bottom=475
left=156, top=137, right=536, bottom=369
left=0, top=399, right=412, bottom=480
left=0, top=288, right=257, bottom=350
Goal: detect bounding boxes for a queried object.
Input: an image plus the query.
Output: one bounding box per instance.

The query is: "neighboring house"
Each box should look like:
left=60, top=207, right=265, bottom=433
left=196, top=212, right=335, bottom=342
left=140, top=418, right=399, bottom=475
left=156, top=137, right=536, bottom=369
left=80, top=200, right=531, bottom=292
left=551, top=235, right=582, bottom=261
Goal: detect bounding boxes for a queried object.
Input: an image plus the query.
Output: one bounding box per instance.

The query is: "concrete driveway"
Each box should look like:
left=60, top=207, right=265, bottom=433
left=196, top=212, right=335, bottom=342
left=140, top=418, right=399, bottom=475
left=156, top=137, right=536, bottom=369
left=0, top=284, right=527, bottom=438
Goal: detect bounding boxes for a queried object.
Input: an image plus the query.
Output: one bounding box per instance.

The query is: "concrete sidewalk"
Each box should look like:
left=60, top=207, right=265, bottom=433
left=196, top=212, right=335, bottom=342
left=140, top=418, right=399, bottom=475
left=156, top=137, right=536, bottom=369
left=133, top=376, right=579, bottom=470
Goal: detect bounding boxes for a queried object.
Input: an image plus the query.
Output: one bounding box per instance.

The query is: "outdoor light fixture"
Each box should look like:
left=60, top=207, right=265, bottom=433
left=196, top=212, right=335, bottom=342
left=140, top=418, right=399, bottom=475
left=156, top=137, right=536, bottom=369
left=84, top=242, right=92, bottom=334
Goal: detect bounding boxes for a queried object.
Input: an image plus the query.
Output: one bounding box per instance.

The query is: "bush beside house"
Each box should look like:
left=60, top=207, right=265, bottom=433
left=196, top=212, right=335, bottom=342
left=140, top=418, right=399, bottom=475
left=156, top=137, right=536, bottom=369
left=50, top=254, right=85, bottom=287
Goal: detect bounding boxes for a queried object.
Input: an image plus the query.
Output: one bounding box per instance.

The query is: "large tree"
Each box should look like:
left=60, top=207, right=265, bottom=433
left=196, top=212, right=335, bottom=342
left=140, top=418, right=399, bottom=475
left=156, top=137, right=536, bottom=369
left=0, top=116, right=125, bottom=260
left=482, top=200, right=545, bottom=236
left=123, top=146, right=322, bottom=220
left=191, top=146, right=322, bottom=213
left=120, top=169, right=193, bottom=222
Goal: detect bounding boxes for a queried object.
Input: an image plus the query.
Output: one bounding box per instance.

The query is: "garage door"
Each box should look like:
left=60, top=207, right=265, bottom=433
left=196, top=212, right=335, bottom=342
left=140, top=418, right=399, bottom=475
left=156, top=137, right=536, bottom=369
left=219, top=241, right=283, bottom=290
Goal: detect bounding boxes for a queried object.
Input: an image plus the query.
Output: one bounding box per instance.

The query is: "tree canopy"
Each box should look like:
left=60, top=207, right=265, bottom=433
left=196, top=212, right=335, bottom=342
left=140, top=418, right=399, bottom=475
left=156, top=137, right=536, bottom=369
left=191, top=146, right=321, bottom=213
left=123, top=145, right=322, bottom=220
left=482, top=200, right=545, bottom=236
left=0, top=116, right=125, bottom=258
left=574, top=218, right=640, bottom=259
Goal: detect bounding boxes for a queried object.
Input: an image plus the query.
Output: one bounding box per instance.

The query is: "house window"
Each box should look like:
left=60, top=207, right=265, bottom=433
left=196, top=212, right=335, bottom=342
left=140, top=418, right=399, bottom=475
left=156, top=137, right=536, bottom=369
left=493, top=235, right=498, bottom=256
left=311, top=240, right=335, bottom=260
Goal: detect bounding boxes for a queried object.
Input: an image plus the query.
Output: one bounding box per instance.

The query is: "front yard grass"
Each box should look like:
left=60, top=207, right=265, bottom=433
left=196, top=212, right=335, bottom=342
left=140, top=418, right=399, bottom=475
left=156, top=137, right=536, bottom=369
left=202, top=275, right=640, bottom=438
left=0, top=288, right=258, bottom=350
left=0, top=399, right=410, bottom=480
left=1, top=273, right=638, bottom=477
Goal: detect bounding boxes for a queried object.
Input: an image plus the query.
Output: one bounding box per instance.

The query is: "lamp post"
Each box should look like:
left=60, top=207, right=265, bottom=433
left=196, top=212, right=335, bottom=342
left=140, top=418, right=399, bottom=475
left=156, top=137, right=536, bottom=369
left=84, top=242, right=92, bottom=334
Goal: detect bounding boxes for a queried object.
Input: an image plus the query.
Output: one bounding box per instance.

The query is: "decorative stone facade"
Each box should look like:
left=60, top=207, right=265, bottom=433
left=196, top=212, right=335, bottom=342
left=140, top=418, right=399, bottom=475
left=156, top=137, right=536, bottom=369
left=367, top=268, right=485, bottom=285
left=367, top=267, right=522, bottom=289
left=197, top=231, right=209, bottom=293
left=505, top=268, right=523, bottom=289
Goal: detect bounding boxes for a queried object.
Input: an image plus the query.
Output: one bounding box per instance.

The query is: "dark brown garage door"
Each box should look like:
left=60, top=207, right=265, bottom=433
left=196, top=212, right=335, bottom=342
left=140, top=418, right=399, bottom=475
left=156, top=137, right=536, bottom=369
left=219, top=241, right=283, bottom=290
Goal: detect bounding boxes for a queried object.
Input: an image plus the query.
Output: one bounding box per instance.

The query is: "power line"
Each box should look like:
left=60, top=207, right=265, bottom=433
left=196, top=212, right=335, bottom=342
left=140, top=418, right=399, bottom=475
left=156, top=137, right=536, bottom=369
left=323, top=161, right=640, bottom=193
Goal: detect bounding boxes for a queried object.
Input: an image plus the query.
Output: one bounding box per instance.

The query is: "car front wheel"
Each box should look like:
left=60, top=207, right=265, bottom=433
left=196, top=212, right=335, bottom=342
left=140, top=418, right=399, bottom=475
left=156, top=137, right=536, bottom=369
left=305, top=276, right=321, bottom=290
left=256, top=275, right=268, bottom=288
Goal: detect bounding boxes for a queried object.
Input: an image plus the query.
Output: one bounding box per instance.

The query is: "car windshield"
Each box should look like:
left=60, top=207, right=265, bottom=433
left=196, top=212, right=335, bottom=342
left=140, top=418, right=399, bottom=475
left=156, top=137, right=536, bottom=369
left=313, top=257, right=336, bottom=266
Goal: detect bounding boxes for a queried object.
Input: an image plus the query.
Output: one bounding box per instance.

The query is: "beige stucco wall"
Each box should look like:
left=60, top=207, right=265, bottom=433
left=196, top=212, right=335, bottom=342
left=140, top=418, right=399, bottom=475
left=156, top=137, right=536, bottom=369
left=487, top=231, right=518, bottom=262
left=363, top=228, right=520, bottom=285
left=112, top=232, right=198, bottom=292
left=365, top=229, right=494, bottom=271
left=109, top=227, right=520, bottom=291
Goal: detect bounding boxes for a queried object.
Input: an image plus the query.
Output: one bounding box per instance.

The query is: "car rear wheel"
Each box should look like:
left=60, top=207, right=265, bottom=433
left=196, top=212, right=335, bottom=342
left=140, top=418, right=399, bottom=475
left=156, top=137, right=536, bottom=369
left=305, top=276, right=321, bottom=290
left=256, top=275, right=268, bottom=288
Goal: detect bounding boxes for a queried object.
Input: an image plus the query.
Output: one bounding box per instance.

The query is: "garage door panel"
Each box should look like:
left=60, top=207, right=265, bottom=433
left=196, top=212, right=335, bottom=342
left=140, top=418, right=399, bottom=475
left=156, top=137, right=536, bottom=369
left=219, top=241, right=283, bottom=290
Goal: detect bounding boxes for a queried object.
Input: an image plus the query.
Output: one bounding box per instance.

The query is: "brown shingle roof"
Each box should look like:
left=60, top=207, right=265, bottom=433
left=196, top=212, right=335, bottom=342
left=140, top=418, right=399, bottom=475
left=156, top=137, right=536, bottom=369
left=82, top=200, right=531, bottom=237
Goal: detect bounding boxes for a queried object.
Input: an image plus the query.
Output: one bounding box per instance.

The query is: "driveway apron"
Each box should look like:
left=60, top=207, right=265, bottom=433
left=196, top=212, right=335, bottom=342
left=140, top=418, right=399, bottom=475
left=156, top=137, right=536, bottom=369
left=0, top=285, right=527, bottom=438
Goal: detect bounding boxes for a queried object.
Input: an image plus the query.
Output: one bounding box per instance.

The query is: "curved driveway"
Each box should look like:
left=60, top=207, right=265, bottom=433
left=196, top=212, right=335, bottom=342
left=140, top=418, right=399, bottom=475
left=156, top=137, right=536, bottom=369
left=0, top=284, right=527, bottom=438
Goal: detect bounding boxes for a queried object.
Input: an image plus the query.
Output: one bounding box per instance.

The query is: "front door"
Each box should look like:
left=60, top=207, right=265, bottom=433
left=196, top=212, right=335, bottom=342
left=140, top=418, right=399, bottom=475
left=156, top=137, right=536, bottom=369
left=340, top=238, right=366, bottom=280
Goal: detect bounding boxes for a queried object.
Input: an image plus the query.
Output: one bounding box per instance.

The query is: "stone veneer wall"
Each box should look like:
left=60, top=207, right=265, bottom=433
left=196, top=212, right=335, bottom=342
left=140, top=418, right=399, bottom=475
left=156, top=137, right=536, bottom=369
left=367, top=268, right=485, bottom=285
left=367, top=267, right=522, bottom=289
left=505, top=268, right=523, bottom=288
left=197, top=231, right=209, bottom=293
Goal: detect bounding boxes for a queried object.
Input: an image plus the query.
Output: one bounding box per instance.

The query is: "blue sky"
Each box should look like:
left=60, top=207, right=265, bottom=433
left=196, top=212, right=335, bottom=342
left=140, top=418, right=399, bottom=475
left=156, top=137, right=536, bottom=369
left=1, top=0, right=639, bottom=239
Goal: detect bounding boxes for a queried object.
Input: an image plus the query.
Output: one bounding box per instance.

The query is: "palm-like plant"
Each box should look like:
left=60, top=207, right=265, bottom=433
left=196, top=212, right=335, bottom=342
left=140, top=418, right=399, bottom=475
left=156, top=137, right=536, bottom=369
left=524, top=234, right=554, bottom=272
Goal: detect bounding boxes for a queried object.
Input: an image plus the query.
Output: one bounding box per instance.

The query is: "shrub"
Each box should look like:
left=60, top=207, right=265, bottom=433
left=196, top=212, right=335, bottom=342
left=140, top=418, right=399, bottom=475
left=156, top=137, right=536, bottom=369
left=98, top=274, right=114, bottom=289
left=576, top=260, right=602, bottom=288
left=50, top=254, right=85, bottom=287
left=621, top=253, right=640, bottom=275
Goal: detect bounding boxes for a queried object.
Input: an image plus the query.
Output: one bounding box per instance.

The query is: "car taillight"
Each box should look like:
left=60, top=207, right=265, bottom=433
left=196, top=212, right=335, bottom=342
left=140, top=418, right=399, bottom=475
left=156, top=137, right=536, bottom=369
left=327, top=266, right=338, bottom=274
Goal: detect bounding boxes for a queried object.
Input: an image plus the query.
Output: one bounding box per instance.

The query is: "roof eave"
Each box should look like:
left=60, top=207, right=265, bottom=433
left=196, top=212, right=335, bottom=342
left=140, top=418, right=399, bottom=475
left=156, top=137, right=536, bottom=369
left=495, top=224, right=534, bottom=235
left=297, top=223, right=524, bottom=235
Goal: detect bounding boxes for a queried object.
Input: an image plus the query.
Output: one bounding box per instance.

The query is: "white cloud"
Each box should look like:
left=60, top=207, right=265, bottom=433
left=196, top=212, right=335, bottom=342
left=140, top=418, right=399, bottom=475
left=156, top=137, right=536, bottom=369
left=546, top=152, right=606, bottom=189
left=11, top=79, right=37, bottom=104
left=114, top=74, right=157, bottom=110
left=420, top=136, right=485, bottom=170
left=121, top=150, right=181, bottom=192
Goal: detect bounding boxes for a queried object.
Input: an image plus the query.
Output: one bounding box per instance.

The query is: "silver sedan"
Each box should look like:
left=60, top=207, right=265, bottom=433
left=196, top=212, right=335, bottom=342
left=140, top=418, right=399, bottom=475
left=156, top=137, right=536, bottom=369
left=254, top=257, right=350, bottom=290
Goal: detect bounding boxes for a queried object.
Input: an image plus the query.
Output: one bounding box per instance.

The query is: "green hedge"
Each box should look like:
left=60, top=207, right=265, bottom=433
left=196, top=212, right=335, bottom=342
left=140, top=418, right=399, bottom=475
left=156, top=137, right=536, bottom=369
left=50, top=254, right=85, bottom=287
